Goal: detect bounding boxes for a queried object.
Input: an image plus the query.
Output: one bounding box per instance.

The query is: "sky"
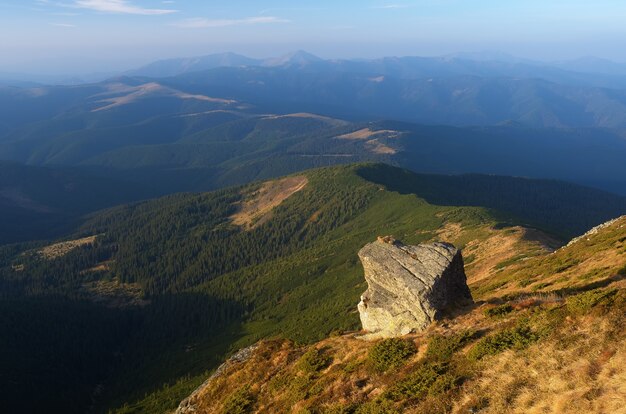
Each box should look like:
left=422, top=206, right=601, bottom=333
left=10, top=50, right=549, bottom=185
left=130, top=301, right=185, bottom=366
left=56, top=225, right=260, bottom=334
left=1, top=0, right=626, bottom=75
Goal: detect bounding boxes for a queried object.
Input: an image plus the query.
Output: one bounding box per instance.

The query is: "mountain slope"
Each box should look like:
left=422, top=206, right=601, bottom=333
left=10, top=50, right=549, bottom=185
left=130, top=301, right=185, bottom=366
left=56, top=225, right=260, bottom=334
left=3, top=87, right=626, bottom=196
left=172, top=217, right=626, bottom=414
left=1, top=163, right=625, bottom=413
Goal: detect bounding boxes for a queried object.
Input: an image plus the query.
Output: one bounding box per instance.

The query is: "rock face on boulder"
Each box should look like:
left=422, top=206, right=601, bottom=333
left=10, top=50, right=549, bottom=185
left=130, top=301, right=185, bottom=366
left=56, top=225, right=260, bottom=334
left=358, top=236, right=472, bottom=338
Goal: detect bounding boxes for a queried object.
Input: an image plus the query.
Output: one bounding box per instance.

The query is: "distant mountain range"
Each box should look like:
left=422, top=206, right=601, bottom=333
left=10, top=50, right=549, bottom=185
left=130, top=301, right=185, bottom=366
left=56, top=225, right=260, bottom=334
left=1, top=69, right=626, bottom=200
left=126, top=50, right=626, bottom=89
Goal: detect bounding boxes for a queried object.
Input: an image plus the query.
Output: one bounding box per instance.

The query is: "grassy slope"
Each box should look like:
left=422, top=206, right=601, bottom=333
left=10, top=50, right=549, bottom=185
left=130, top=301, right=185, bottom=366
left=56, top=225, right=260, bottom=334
left=98, top=165, right=624, bottom=413
left=173, top=218, right=626, bottom=414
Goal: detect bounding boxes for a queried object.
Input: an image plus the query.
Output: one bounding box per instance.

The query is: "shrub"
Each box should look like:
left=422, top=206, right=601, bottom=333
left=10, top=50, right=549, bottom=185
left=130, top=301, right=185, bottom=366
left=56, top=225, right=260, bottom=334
left=566, top=288, right=616, bottom=315
left=222, top=386, right=254, bottom=414
left=483, top=303, right=513, bottom=318
left=368, top=338, right=416, bottom=372
left=426, top=330, right=476, bottom=362
left=384, top=362, right=455, bottom=401
left=342, top=359, right=364, bottom=374
left=299, top=347, right=333, bottom=373
left=468, top=325, right=539, bottom=360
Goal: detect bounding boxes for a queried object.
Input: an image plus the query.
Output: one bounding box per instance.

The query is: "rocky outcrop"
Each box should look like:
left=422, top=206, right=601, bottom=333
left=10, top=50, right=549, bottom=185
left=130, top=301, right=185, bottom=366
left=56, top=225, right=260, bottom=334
left=561, top=215, right=625, bottom=250
left=175, top=343, right=259, bottom=414
left=358, top=236, right=472, bottom=338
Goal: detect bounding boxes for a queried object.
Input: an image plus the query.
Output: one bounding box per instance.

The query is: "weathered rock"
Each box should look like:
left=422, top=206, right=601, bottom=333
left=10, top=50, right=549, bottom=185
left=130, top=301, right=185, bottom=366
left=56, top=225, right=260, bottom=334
left=175, top=343, right=259, bottom=414
left=358, top=237, right=472, bottom=338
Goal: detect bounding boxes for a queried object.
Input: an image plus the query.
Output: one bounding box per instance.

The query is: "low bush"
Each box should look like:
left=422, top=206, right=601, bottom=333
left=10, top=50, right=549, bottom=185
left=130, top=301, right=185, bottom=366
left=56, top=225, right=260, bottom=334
left=484, top=303, right=513, bottom=318
left=299, top=348, right=333, bottom=373
left=566, top=288, right=616, bottom=315
left=468, top=325, right=539, bottom=360
left=384, top=362, right=456, bottom=401
left=426, top=330, right=476, bottom=362
left=368, top=338, right=416, bottom=372
left=222, top=386, right=254, bottom=414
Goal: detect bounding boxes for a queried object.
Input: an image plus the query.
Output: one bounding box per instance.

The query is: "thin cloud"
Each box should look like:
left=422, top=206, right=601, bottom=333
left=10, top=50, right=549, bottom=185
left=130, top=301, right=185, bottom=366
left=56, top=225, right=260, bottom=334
left=172, top=16, right=289, bottom=29
left=50, top=22, right=76, bottom=27
left=69, top=0, right=177, bottom=15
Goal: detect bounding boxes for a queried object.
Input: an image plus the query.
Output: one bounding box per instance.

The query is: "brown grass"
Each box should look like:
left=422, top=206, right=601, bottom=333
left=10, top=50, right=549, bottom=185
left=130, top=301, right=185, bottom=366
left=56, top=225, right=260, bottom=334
left=336, top=128, right=402, bottom=140
left=38, top=235, right=99, bottom=260
left=264, top=113, right=349, bottom=127
left=452, top=316, right=626, bottom=414
left=80, top=278, right=148, bottom=308
left=230, top=176, right=308, bottom=229
left=92, top=82, right=236, bottom=112
left=174, top=217, right=626, bottom=413
left=431, top=223, right=555, bottom=285
left=365, top=139, right=397, bottom=155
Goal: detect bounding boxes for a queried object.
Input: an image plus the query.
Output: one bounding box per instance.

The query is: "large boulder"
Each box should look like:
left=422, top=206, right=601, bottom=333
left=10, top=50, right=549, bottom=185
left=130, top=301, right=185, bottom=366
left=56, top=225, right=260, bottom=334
left=358, top=236, right=472, bottom=338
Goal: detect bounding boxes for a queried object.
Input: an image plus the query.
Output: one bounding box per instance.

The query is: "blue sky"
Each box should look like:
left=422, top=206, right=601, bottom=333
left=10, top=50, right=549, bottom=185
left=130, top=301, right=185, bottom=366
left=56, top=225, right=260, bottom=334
left=1, top=0, right=626, bottom=74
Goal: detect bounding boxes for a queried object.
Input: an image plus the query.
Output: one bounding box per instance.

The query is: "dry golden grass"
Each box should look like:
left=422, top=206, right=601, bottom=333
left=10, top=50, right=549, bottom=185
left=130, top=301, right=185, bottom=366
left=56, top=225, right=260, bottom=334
left=92, top=82, right=236, bottom=112
left=264, top=113, right=350, bottom=127
left=336, top=128, right=399, bottom=140
left=175, top=217, right=626, bottom=414
left=335, top=128, right=403, bottom=155
left=80, top=277, right=148, bottom=308
left=431, top=222, right=556, bottom=286
left=230, top=176, right=308, bottom=229
left=453, top=315, right=626, bottom=414
left=364, top=139, right=397, bottom=155
left=472, top=216, right=626, bottom=301
left=38, top=235, right=99, bottom=259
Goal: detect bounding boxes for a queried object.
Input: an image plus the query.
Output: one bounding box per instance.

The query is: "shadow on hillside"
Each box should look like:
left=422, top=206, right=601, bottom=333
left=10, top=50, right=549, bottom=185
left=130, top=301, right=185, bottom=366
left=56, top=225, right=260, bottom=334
left=356, top=164, right=626, bottom=240
left=552, top=273, right=626, bottom=297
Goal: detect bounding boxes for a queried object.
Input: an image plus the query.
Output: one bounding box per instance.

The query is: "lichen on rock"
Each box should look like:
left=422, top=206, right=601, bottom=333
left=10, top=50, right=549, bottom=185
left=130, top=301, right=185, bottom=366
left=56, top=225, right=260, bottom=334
left=358, top=237, right=472, bottom=338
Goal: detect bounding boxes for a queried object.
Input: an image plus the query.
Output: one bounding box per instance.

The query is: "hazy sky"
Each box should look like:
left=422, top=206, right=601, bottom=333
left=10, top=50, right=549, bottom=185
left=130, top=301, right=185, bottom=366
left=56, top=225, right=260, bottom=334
left=2, top=0, right=626, bottom=74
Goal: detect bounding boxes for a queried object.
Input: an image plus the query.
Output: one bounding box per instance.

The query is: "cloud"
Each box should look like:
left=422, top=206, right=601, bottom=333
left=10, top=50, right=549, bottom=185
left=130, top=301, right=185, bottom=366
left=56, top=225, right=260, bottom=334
left=50, top=22, right=76, bottom=27
left=172, top=16, right=289, bottom=29
left=69, top=0, right=177, bottom=15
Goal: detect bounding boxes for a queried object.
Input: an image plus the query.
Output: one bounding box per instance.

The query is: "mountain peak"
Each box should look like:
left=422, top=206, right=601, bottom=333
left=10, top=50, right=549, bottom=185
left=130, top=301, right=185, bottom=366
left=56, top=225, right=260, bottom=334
left=263, top=50, right=323, bottom=67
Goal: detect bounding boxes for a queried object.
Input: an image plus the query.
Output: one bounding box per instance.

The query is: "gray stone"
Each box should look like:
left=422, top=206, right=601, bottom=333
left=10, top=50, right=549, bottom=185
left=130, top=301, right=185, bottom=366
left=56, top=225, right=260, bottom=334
left=357, top=236, right=472, bottom=338
left=175, top=343, right=259, bottom=414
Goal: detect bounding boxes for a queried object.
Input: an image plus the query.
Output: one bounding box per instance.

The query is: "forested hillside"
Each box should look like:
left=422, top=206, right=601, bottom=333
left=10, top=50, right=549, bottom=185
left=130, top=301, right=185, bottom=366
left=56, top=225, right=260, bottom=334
left=1, top=163, right=625, bottom=413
